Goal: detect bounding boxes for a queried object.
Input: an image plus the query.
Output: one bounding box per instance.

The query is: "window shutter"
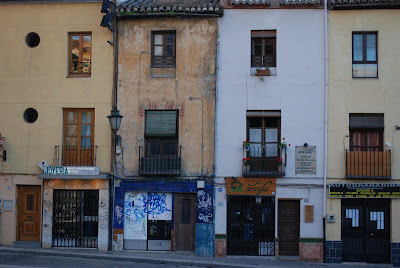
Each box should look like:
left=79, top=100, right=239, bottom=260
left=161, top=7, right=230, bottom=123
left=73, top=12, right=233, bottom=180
left=349, top=114, right=384, bottom=129
left=145, top=111, right=177, bottom=137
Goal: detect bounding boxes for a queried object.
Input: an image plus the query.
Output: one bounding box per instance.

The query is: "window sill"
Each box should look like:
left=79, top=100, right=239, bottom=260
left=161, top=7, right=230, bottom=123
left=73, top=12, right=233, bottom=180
left=150, top=67, right=176, bottom=78
left=67, top=73, right=91, bottom=78
left=251, top=67, right=277, bottom=77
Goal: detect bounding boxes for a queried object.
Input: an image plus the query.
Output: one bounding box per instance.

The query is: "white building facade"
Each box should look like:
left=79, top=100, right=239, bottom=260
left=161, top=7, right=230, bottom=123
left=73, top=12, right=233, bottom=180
left=214, top=1, right=326, bottom=262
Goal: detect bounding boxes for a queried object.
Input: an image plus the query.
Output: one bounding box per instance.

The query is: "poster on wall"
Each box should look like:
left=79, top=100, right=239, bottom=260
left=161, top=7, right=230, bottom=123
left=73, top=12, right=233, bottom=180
left=147, top=192, right=172, bottom=220
left=124, top=192, right=148, bottom=240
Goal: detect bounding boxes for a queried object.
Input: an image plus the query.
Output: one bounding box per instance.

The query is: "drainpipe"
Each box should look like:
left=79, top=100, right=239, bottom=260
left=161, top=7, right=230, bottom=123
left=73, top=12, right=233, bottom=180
left=108, top=0, right=119, bottom=252
left=323, top=0, right=329, bottom=262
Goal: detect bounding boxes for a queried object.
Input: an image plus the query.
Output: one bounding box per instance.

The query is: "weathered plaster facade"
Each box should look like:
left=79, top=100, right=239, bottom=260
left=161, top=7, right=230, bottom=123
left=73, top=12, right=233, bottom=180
left=117, top=18, right=217, bottom=177
left=114, top=15, right=218, bottom=256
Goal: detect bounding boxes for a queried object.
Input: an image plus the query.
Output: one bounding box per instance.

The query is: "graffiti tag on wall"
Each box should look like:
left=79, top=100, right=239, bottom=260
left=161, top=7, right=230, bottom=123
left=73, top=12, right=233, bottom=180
left=197, top=190, right=213, bottom=223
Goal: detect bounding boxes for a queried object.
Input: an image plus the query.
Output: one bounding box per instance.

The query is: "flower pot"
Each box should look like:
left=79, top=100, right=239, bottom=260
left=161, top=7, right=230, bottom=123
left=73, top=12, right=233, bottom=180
left=256, top=69, right=270, bottom=76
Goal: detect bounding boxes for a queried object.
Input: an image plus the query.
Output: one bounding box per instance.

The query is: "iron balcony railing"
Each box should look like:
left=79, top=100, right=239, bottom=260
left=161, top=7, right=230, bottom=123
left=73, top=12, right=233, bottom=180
left=243, top=146, right=285, bottom=177
left=139, top=146, right=182, bottom=176
left=54, top=145, right=97, bottom=166
left=345, top=149, right=391, bottom=179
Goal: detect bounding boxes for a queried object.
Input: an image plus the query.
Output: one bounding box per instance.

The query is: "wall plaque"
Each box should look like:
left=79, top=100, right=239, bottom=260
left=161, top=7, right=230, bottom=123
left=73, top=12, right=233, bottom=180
left=226, top=178, right=276, bottom=196
left=295, top=146, right=316, bottom=174
left=3, top=200, right=13, bottom=212
left=305, top=205, right=314, bottom=223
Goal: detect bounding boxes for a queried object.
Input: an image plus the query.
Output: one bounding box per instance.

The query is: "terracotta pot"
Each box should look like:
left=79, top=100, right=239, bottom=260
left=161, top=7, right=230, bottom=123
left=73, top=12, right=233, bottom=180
left=256, top=69, right=270, bottom=76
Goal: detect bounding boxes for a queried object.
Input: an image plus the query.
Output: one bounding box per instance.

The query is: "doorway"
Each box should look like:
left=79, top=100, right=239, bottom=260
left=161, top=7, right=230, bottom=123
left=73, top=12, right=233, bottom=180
left=278, top=200, right=300, bottom=256
left=17, top=185, right=41, bottom=242
left=227, top=196, right=275, bottom=255
left=342, top=199, right=390, bottom=263
left=174, top=193, right=196, bottom=251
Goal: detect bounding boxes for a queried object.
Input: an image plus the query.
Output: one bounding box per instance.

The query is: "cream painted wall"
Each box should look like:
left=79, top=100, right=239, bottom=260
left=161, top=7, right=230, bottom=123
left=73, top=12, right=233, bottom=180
left=0, top=2, right=113, bottom=246
left=326, top=10, right=400, bottom=241
left=0, top=2, right=113, bottom=174
left=327, top=10, right=400, bottom=179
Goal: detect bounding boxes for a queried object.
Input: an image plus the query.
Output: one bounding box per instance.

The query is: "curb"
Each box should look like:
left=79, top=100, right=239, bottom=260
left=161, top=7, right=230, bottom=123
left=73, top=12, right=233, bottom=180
left=0, top=247, right=261, bottom=268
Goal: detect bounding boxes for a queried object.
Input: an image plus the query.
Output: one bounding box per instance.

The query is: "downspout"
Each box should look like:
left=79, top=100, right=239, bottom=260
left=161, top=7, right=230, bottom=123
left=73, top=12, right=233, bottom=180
left=214, top=17, right=221, bottom=178
left=109, top=0, right=119, bottom=251
left=323, top=0, right=329, bottom=262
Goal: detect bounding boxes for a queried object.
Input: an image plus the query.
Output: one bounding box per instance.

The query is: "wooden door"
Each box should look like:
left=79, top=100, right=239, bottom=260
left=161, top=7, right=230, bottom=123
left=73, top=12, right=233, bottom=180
left=17, top=186, right=41, bottom=241
left=174, top=194, right=196, bottom=251
left=278, top=200, right=299, bottom=256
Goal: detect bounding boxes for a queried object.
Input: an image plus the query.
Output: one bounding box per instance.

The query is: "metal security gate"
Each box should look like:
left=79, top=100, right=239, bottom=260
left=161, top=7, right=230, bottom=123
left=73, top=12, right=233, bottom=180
left=227, top=196, right=275, bottom=255
left=53, top=190, right=99, bottom=248
left=342, top=199, right=390, bottom=263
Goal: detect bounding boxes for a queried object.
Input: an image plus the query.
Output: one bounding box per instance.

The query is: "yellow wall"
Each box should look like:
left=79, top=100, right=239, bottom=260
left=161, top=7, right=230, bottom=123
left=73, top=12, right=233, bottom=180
left=117, top=18, right=217, bottom=176
left=0, top=2, right=113, bottom=174
left=326, top=10, right=400, bottom=241
left=0, top=2, right=113, bottom=245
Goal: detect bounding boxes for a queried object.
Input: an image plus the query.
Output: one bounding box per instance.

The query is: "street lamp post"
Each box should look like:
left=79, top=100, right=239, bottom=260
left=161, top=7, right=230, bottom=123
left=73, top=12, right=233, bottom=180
left=107, top=107, right=122, bottom=251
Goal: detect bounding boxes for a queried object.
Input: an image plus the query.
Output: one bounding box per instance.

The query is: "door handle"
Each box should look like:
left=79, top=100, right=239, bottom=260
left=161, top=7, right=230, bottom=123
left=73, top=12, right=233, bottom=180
left=371, top=233, right=374, bottom=237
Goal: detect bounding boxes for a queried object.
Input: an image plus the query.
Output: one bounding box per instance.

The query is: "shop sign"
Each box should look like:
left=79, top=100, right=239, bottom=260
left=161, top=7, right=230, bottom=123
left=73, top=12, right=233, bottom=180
left=329, top=183, right=400, bottom=198
left=44, top=166, right=100, bottom=176
left=226, top=178, right=276, bottom=196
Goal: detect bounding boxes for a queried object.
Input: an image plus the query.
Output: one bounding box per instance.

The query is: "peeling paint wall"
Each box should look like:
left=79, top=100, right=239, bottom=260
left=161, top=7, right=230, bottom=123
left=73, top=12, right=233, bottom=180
left=116, top=17, right=217, bottom=176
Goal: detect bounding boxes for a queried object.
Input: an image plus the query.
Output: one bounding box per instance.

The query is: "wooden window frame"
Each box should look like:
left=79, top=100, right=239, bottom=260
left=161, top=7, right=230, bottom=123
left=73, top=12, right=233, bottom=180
left=246, top=112, right=281, bottom=158
left=349, top=113, right=383, bottom=151
left=352, top=32, right=378, bottom=78
left=144, top=110, right=178, bottom=156
left=63, top=108, right=95, bottom=166
left=151, top=31, right=176, bottom=68
left=68, top=32, right=92, bottom=78
left=251, top=31, right=276, bottom=68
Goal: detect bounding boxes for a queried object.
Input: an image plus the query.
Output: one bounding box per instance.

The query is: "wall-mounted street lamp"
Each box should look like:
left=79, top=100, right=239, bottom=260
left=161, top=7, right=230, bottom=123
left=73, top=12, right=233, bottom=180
left=107, top=108, right=123, bottom=135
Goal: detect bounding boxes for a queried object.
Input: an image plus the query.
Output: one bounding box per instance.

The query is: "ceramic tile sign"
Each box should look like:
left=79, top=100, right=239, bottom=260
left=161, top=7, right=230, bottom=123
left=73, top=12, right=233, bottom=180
left=295, top=146, right=316, bottom=174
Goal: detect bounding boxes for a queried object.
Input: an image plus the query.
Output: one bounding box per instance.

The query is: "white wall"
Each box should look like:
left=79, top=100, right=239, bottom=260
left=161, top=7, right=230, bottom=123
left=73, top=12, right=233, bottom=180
left=215, top=9, right=326, bottom=237
left=216, top=9, right=325, bottom=178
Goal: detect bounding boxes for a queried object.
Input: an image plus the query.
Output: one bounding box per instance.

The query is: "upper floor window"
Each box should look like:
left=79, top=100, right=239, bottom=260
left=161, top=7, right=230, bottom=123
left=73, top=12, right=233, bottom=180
left=349, top=113, right=383, bottom=151
left=145, top=110, right=178, bottom=156
left=251, top=30, right=276, bottom=68
left=151, top=32, right=176, bottom=68
left=69, top=33, right=92, bottom=77
left=352, top=32, right=377, bottom=78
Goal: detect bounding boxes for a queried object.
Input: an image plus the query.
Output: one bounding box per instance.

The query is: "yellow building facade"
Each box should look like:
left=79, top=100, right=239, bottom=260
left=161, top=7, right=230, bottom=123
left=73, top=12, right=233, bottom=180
left=0, top=0, right=113, bottom=250
left=326, top=3, right=400, bottom=265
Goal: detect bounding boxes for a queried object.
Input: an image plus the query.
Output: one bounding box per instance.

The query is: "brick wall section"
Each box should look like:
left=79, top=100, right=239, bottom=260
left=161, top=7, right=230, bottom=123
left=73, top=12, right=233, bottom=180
left=392, top=243, right=400, bottom=267
left=325, top=241, right=342, bottom=263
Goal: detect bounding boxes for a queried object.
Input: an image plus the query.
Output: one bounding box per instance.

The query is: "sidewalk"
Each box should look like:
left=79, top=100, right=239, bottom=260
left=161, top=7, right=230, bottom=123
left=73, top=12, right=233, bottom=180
left=0, top=245, right=393, bottom=268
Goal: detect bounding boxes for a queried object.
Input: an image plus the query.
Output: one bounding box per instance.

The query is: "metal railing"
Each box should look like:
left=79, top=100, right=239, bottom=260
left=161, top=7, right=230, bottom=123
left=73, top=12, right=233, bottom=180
left=243, top=146, right=285, bottom=177
left=139, top=146, right=182, bottom=176
left=54, top=145, right=97, bottom=166
left=345, top=149, right=391, bottom=179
